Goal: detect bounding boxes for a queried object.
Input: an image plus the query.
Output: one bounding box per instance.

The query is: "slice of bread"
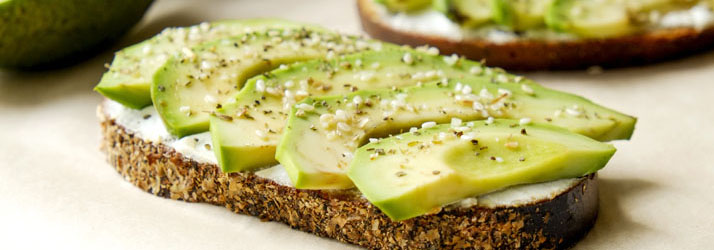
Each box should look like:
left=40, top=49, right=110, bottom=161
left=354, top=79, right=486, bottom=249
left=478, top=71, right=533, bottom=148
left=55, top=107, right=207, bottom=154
left=98, top=100, right=599, bottom=249
left=357, top=0, right=714, bottom=70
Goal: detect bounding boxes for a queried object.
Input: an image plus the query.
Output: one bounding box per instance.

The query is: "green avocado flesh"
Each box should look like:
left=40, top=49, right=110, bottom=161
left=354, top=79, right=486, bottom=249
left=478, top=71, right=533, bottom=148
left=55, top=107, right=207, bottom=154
left=382, top=0, right=433, bottom=12
left=210, top=49, right=496, bottom=173
left=275, top=79, right=634, bottom=189
left=152, top=28, right=375, bottom=138
left=348, top=120, right=615, bottom=221
left=95, top=19, right=319, bottom=109
left=544, top=0, right=698, bottom=38
left=545, top=0, right=633, bottom=38
left=492, top=0, right=552, bottom=31
left=453, top=0, right=494, bottom=27
left=378, top=0, right=709, bottom=38
left=623, top=0, right=699, bottom=13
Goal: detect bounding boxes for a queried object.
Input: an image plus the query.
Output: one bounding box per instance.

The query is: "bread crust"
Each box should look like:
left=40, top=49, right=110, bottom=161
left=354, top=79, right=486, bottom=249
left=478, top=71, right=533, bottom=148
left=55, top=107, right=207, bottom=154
left=98, top=103, right=598, bottom=249
left=357, top=0, right=714, bottom=70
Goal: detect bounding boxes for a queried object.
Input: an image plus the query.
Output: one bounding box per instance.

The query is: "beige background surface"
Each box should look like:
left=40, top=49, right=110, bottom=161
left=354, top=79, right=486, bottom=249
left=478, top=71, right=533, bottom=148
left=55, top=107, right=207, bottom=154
left=1, top=0, right=713, bottom=249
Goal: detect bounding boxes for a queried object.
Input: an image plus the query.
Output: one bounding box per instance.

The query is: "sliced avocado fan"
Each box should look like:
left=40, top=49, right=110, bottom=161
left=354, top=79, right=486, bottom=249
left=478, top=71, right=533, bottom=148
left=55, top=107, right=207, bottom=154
left=349, top=119, right=616, bottom=221
left=275, top=79, right=633, bottom=189
left=210, top=48, right=495, bottom=172
left=95, top=19, right=322, bottom=109
left=394, top=0, right=702, bottom=37
left=152, top=28, right=380, bottom=137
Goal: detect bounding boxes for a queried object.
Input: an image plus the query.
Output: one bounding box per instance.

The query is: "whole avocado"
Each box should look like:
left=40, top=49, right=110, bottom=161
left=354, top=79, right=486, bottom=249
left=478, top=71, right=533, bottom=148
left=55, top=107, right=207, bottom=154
left=0, top=0, right=153, bottom=69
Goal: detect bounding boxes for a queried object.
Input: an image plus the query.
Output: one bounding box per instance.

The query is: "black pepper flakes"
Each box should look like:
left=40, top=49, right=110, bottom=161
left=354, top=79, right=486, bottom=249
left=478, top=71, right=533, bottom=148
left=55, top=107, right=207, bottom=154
left=212, top=112, right=233, bottom=122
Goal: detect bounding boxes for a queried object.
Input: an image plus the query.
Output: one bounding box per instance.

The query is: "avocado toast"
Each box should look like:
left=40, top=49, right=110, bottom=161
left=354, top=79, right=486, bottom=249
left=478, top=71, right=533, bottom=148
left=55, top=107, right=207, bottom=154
left=358, top=0, right=714, bottom=70
left=96, top=19, right=635, bottom=249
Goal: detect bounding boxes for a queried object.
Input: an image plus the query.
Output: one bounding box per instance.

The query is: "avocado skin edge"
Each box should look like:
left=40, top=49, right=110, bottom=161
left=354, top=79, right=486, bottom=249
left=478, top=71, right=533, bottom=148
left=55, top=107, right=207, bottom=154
left=0, top=0, right=154, bottom=69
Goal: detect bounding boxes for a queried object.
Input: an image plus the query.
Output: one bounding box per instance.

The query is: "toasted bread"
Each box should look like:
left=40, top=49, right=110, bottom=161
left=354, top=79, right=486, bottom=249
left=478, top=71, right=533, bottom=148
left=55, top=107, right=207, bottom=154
left=98, top=100, right=598, bottom=250
left=357, top=0, right=714, bottom=70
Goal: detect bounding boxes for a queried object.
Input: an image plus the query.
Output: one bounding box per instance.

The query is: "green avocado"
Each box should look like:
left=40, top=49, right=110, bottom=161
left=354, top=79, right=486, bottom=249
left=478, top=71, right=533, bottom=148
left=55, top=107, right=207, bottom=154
left=275, top=78, right=634, bottom=189
left=349, top=119, right=616, bottom=221
left=453, top=0, right=494, bottom=27
left=432, top=0, right=452, bottom=14
left=152, top=28, right=373, bottom=138
left=381, top=0, right=433, bottom=12
left=491, top=0, right=552, bottom=31
left=545, top=0, right=633, bottom=38
left=210, top=48, right=495, bottom=173
left=0, top=0, right=153, bottom=68
left=95, top=19, right=319, bottom=109
left=623, top=0, right=698, bottom=13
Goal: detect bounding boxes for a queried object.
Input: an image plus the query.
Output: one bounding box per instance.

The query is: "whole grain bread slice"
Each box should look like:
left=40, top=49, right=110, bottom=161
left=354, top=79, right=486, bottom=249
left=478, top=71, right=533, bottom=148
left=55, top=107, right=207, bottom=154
left=98, top=102, right=598, bottom=250
left=357, top=0, right=714, bottom=70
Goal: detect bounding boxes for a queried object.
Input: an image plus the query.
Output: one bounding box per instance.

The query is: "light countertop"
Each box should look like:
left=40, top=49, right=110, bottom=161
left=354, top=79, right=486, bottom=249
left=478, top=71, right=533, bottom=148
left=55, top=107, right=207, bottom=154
left=1, top=0, right=712, bottom=249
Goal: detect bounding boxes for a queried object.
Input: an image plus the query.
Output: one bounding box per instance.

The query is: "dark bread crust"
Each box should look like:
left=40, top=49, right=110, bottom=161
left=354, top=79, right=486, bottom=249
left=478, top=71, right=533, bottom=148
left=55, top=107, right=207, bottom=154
left=357, top=0, right=714, bottom=70
left=99, top=104, right=598, bottom=249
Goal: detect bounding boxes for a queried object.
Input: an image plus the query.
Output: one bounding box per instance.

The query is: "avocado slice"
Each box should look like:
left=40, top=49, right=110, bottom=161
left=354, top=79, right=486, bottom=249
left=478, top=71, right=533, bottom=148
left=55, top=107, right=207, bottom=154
left=95, top=19, right=320, bottom=109
left=276, top=79, right=634, bottom=189
left=349, top=119, right=616, bottom=221
left=380, top=0, right=433, bottom=12
left=210, top=48, right=496, bottom=172
left=0, top=0, right=153, bottom=68
left=432, top=0, right=452, bottom=14
left=453, top=0, right=494, bottom=27
left=545, top=0, right=633, bottom=38
left=152, top=28, right=376, bottom=137
left=492, top=0, right=552, bottom=30
left=623, top=0, right=697, bottom=13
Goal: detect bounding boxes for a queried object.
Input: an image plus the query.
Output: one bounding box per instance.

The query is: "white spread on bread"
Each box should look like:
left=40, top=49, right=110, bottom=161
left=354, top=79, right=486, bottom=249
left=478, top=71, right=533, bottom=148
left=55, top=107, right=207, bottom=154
left=381, top=8, right=465, bottom=40
left=375, top=3, right=714, bottom=43
left=101, top=99, right=582, bottom=208
left=103, top=100, right=217, bottom=164
left=659, top=4, right=714, bottom=29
